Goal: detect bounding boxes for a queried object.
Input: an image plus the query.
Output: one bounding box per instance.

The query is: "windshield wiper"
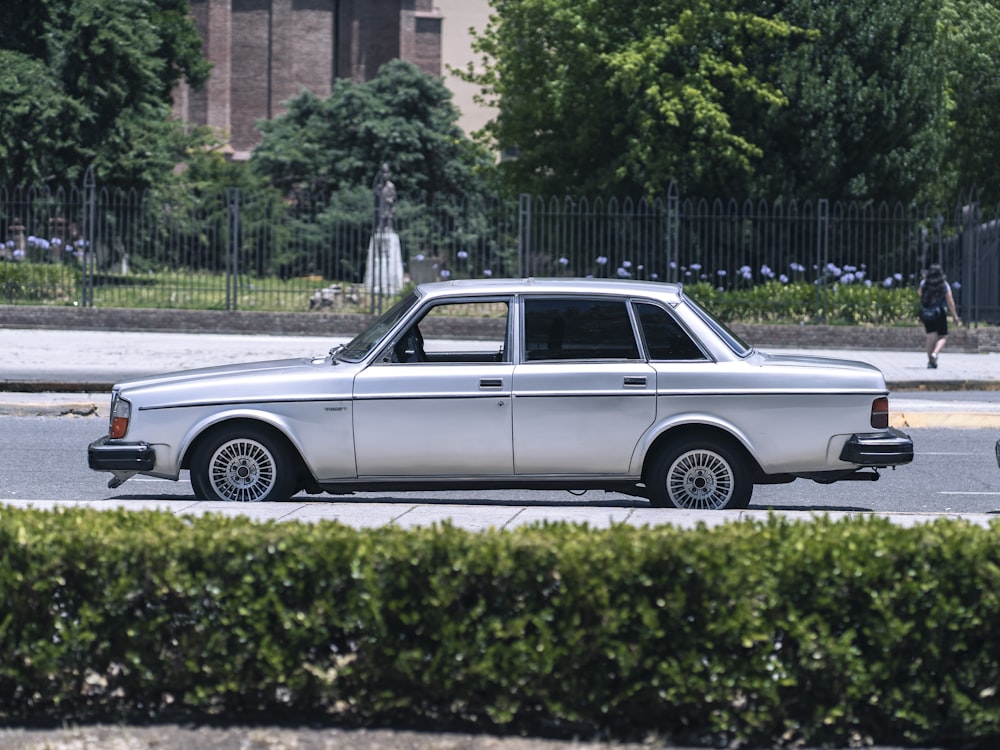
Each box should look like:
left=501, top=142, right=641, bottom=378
left=328, top=344, right=344, bottom=364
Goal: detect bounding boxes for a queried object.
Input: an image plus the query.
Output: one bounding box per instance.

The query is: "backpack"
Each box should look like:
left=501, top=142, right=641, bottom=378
left=920, top=295, right=945, bottom=323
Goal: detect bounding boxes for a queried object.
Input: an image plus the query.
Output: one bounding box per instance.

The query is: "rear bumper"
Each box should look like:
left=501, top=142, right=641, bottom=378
left=88, top=436, right=156, bottom=472
left=840, top=428, right=914, bottom=467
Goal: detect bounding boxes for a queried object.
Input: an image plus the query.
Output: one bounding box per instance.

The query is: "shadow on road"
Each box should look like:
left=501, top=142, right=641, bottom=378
left=97, top=493, right=877, bottom=514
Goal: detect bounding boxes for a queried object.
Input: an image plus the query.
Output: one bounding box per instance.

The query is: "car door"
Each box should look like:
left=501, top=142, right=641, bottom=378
left=352, top=298, right=515, bottom=477
left=511, top=296, right=656, bottom=476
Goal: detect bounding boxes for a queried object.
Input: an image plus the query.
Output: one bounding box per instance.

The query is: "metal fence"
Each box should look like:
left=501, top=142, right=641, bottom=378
left=1, top=177, right=998, bottom=323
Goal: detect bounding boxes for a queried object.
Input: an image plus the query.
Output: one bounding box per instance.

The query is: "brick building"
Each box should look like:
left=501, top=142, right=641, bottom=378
left=173, top=0, right=445, bottom=159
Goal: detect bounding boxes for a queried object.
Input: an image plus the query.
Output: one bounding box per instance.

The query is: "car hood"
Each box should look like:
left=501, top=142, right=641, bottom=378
left=115, top=357, right=359, bottom=408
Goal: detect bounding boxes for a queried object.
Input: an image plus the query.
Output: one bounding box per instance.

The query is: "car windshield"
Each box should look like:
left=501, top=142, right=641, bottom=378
left=336, top=290, right=420, bottom=362
left=682, top=292, right=753, bottom=357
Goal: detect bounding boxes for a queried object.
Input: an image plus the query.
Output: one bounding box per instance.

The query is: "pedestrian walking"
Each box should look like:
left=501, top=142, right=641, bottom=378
left=918, top=263, right=960, bottom=368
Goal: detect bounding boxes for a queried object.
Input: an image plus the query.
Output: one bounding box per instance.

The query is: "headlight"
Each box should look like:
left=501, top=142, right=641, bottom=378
left=109, top=393, right=132, bottom=439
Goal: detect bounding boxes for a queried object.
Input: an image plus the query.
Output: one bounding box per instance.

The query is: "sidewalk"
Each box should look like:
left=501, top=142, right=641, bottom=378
left=1, top=328, right=998, bottom=426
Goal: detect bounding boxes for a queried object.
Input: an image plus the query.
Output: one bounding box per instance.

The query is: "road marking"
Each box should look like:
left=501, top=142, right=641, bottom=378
left=939, top=491, right=1000, bottom=496
left=919, top=452, right=980, bottom=455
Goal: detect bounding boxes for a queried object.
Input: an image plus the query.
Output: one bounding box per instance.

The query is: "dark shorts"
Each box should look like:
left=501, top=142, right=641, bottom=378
left=923, top=313, right=948, bottom=336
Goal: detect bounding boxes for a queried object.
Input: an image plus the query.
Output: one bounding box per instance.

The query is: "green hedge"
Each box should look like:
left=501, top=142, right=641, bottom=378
left=0, top=262, right=81, bottom=304
left=1, top=508, right=999, bottom=748
left=685, top=280, right=918, bottom=325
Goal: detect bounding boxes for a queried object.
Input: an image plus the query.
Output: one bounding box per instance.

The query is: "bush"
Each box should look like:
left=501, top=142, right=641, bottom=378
left=1, top=509, right=999, bottom=748
left=684, top=280, right=917, bottom=325
left=0, top=261, right=81, bottom=304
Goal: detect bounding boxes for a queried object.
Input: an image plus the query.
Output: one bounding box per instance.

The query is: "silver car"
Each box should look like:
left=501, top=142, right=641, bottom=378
left=88, top=278, right=913, bottom=510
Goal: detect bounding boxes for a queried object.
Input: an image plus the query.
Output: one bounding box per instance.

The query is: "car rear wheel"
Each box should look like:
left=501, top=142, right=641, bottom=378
left=647, top=436, right=752, bottom=510
left=191, top=425, right=296, bottom=502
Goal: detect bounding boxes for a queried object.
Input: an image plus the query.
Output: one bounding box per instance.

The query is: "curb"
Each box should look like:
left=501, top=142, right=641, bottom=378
left=889, top=380, right=1000, bottom=392
left=1, top=401, right=102, bottom=418
left=891, top=412, right=1000, bottom=429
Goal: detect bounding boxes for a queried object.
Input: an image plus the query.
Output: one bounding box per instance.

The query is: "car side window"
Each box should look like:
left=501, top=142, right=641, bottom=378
left=634, top=302, right=707, bottom=361
left=388, top=299, right=510, bottom=364
left=523, top=297, right=640, bottom=361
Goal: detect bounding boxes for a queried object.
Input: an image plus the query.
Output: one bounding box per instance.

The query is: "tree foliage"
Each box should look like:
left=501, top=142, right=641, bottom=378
left=462, top=0, right=976, bottom=204
left=0, top=0, right=209, bottom=189
left=748, top=0, right=947, bottom=203
left=251, top=59, right=493, bottom=202
left=936, top=0, right=1000, bottom=206
left=463, top=0, right=803, bottom=197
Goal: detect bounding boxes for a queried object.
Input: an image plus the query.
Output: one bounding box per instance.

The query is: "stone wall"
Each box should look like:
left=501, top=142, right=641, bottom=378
left=3, top=305, right=998, bottom=352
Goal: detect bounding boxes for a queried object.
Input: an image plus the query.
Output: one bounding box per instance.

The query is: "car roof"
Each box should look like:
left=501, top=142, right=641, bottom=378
left=416, top=277, right=685, bottom=301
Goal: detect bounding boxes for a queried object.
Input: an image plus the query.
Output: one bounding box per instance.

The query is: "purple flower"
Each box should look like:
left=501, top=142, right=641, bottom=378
left=596, top=256, right=608, bottom=266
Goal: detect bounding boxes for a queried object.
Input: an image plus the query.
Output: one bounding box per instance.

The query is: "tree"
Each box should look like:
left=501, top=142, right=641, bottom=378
left=463, top=0, right=958, bottom=204
left=461, top=0, right=801, bottom=197
left=747, top=0, right=948, bottom=204
left=0, top=0, right=209, bottom=189
left=251, top=59, right=493, bottom=202
left=935, top=0, right=1000, bottom=206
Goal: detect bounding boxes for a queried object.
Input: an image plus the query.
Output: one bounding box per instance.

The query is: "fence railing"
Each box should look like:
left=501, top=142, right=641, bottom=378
left=1, top=178, right=998, bottom=323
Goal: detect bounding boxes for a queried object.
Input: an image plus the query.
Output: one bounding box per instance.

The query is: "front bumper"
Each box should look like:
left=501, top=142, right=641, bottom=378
left=839, top=428, right=914, bottom=467
left=88, top=436, right=156, bottom=472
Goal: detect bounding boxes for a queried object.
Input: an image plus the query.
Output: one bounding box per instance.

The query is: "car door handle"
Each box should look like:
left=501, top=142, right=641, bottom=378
left=479, top=378, right=504, bottom=390
left=623, top=376, right=647, bottom=388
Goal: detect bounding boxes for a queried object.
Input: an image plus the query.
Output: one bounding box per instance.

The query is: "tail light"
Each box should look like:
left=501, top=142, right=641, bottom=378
left=109, top=395, right=132, bottom=439
left=870, top=397, right=889, bottom=429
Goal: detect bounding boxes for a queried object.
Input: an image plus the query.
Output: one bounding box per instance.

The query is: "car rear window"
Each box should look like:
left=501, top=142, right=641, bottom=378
left=634, top=302, right=707, bottom=360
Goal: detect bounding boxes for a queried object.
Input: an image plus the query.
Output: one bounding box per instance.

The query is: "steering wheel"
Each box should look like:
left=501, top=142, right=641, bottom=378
left=394, top=326, right=426, bottom=363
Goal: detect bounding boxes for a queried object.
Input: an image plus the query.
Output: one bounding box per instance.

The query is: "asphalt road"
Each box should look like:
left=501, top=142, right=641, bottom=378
left=2, top=414, right=997, bottom=525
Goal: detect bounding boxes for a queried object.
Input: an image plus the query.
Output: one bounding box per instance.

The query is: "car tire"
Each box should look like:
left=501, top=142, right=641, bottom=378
left=191, top=424, right=297, bottom=502
left=646, top=435, right=752, bottom=510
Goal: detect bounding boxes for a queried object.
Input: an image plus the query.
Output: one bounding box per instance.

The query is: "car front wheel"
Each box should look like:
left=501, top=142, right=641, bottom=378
left=647, top=436, right=752, bottom=510
left=191, top=425, right=297, bottom=502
